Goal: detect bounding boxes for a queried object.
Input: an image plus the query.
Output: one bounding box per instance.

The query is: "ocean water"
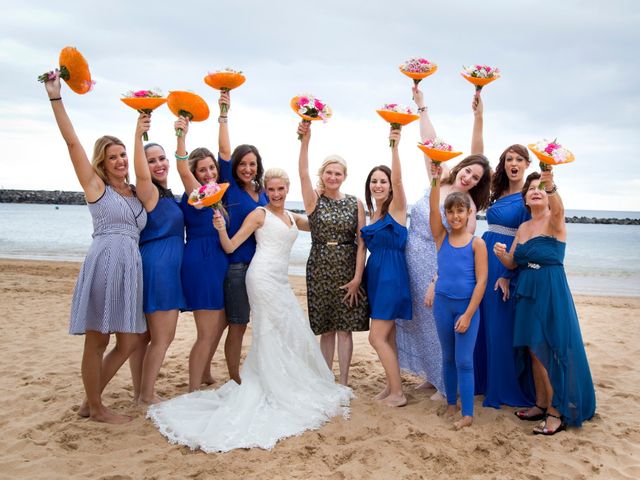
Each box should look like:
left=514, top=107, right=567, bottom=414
left=1, top=203, right=639, bottom=297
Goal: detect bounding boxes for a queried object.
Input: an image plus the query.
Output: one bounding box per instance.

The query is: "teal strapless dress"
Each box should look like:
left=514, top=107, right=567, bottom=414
left=513, top=236, right=596, bottom=427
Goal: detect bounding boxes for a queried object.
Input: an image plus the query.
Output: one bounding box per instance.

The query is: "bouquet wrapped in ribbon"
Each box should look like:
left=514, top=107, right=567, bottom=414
left=376, top=104, right=419, bottom=147
left=290, top=94, right=332, bottom=140
left=121, top=89, right=166, bottom=141
left=37, top=46, right=95, bottom=94
left=204, top=68, right=246, bottom=113
left=167, top=91, right=210, bottom=137
left=528, top=139, right=575, bottom=190
left=399, top=57, right=438, bottom=85
left=461, top=64, right=500, bottom=93
left=417, top=138, right=463, bottom=186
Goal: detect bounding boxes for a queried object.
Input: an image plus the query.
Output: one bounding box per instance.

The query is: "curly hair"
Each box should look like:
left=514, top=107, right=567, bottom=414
left=442, top=154, right=492, bottom=211
left=489, top=144, right=530, bottom=205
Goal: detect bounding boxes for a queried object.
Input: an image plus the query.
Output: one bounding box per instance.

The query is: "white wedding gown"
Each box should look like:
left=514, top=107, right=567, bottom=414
left=147, top=208, right=353, bottom=453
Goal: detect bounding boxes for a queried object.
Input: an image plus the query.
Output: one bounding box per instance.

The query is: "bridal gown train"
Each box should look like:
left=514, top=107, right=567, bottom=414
left=147, top=207, right=353, bottom=453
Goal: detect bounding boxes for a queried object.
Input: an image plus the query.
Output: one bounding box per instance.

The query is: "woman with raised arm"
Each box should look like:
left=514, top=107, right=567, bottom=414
left=494, top=170, right=595, bottom=435
left=361, top=128, right=412, bottom=407
left=216, top=91, right=268, bottom=384
left=128, top=132, right=186, bottom=405
left=148, top=169, right=352, bottom=453
left=297, top=121, right=369, bottom=386
left=471, top=95, right=535, bottom=410
left=174, top=116, right=228, bottom=392
left=43, top=72, right=149, bottom=424
left=396, top=86, right=491, bottom=400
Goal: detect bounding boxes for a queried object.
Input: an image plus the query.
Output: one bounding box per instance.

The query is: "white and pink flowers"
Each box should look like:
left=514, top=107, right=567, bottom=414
left=188, top=182, right=229, bottom=210
left=462, top=65, right=500, bottom=79
left=420, top=137, right=453, bottom=152
left=400, top=57, right=436, bottom=74
left=123, top=89, right=163, bottom=98
left=379, top=103, right=414, bottom=114
left=532, top=139, right=572, bottom=164
left=294, top=94, right=332, bottom=122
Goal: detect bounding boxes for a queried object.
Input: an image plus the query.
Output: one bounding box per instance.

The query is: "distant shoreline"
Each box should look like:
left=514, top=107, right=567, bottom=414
left=1, top=189, right=639, bottom=225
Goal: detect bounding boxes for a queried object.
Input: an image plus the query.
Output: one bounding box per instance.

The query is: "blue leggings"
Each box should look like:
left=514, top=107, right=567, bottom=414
left=433, top=294, right=480, bottom=417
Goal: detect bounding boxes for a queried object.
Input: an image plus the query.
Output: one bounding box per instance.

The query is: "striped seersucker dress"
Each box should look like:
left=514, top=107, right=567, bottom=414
left=69, top=185, right=148, bottom=335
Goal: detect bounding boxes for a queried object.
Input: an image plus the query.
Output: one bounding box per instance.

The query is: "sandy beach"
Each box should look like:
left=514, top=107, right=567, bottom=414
left=0, top=258, right=638, bottom=479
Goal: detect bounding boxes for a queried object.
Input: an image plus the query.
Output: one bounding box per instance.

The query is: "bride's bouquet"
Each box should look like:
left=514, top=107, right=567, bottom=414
left=417, top=138, right=463, bottom=186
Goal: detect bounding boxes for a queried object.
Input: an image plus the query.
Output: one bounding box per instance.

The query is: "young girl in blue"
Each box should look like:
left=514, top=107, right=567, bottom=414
left=430, top=164, right=488, bottom=429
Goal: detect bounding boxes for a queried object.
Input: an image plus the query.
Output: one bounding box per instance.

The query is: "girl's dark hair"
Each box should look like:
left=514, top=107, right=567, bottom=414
left=230, top=144, right=264, bottom=193
left=522, top=172, right=541, bottom=214
left=444, top=191, right=471, bottom=211
left=442, top=154, right=492, bottom=211
left=365, top=165, right=393, bottom=218
left=143, top=143, right=170, bottom=193
left=489, top=144, right=530, bottom=205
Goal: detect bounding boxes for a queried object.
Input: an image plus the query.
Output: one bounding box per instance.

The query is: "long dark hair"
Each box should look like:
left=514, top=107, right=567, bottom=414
left=490, top=144, right=530, bottom=205
left=442, top=154, right=492, bottom=211
left=230, top=144, right=264, bottom=193
left=522, top=172, right=541, bottom=214
left=143, top=142, right=170, bottom=194
left=365, top=165, right=393, bottom=218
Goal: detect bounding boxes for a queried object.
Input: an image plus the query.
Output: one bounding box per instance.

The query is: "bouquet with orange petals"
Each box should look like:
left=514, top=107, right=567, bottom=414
left=461, top=65, right=500, bottom=93
left=376, top=104, right=419, bottom=147
left=291, top=94, right=332, bottom=140
left=37, top=46, right=94, bottom=94
left=417, top=138, right=463, bottom=186
left=167, top=91, right=210, bottom=137
left=121, top=89, right=166, bottom=141
left=399, top=57, right=438, bottom=85
left=188, top=182, right=229, bottom=212
left=528, top=139, right=575, bottom=190
left=204, top=68, right=246, bottom=113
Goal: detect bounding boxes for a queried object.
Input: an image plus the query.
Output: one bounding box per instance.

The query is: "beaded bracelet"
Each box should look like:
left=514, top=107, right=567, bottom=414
left=175, top=152, right=189, bottom=161
left=417, top=106, right=427, bottom=113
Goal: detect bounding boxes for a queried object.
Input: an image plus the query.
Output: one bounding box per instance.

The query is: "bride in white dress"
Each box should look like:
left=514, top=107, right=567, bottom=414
left=147, top=168, right=353, bottom=453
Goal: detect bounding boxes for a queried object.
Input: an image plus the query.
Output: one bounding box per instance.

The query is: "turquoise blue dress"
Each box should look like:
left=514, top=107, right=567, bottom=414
left=477, top=193, right=534, bottom=407
left=513, top=236, right=596, bottom=427
left=179, top=194, right=228, bottom=311
left=139, top=188, right=186, bottom=314
left=361, top=215, right=412, bottom=321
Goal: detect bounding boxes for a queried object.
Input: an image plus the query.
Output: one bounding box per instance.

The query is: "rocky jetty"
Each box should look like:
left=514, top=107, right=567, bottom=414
left=1, top=189, right=638, bottom=225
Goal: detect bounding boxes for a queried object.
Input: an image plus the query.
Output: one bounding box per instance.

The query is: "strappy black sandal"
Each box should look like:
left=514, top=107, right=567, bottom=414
left=533, top=413, right=567, bottom=436
left=514, top=404, right=547, bottom=421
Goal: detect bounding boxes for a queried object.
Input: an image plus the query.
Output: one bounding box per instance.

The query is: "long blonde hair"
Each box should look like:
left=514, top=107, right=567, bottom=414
left=91, top=136, right=128, bottom=184
left=316, top=155, right=347, bottom=190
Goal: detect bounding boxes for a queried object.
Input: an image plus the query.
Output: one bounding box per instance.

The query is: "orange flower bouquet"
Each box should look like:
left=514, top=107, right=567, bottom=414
left=37, top=46, right=95, bottom=94
left=461, top=65, right=500, bottom=93
left=188, top=182, right=230, bottom=211
left=376, top=104, right=419, bottom=147
left=204, top=68, right=246, bottom=113
left=121, top=90, right=167, bottom=141
left=417, top=138, right=463, bottom=186
left=399, top=57, right=438, bottom=86
left=291, top=94, right=332, bottom=140
left=528, top=139, right=575, bottom=190
left=167, top=91, right=210, bottom=137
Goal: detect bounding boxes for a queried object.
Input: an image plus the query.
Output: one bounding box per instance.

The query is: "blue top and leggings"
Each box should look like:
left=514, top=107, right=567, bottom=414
left=433, top=234, right=480, bottom=417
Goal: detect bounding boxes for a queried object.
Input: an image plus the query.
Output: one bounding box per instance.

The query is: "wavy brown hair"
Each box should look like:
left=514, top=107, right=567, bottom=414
left=489, top=144, right=530, bottom=205
left=365, top=165, right=393, bottom=218
left=441, top=154, right=491, bottom=211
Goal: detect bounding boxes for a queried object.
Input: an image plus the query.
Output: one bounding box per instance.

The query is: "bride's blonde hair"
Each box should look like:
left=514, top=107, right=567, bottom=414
left=316, top=155, right=347, bottom=189
left=264, top=167, right=290, bottom=187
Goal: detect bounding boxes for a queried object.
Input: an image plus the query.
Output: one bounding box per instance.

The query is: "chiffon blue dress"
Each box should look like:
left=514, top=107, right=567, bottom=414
left=513, top=236, right=596, bottom=427
left=477, top=193, right=534, bottom=407
left=139, top=189, right=186, bottom=314
left=361, top=215, right=412, bottom=321
left=180, top=194, right=228, bottom=311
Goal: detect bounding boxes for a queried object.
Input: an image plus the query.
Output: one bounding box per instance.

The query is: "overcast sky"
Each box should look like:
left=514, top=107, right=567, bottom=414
left=1, top=0, right=639, bottom=211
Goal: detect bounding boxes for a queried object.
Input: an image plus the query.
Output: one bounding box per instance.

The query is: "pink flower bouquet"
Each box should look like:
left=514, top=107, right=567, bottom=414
left=528, top=139, right=575, bottom=190
left=290, top=94, right=332, bottom=140
left=399, top=57, right=438, bottom=85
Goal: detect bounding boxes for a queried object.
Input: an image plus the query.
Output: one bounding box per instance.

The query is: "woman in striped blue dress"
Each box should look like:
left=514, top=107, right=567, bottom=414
left=44, top=73, right=153, bottom=423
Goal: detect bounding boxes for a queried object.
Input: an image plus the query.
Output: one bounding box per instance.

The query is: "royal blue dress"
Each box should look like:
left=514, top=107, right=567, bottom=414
left=180, top=194, right=228, bottom=311
left=513, top=236, right=596, bottom=427
left=476, top=193, right=534, bottom=407
left=139, top=188, right=186, bottom=314
left=361, top=215, right=412, bottom=321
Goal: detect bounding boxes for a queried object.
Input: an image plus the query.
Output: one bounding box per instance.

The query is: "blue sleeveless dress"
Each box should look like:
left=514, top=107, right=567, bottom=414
left=180, top=194, right=228, bottom=311
left=139, top=188, right=186, bottom=314
left=361, top=215, right=412, bottom=321
left=476, top=193, right=534, bottom=407
left=513, top=236, right=596, bottom=427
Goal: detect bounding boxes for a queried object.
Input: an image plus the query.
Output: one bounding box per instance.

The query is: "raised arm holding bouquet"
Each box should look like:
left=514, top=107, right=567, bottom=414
left=291, top=94, right=332, bottom=140
left=121, top=90, right=167, bottom=141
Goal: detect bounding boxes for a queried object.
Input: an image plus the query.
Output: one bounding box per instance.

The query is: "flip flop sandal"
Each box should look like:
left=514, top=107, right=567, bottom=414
left=533, top=413, right=567, bottom=436
left=515, top=404, right=547, bottom=421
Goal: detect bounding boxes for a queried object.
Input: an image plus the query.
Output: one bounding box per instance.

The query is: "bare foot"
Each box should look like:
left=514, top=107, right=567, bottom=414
left=415, top=381, right=435, bottom=391
left=444, top=404, right=458, bottom=419
left=201, top=375, right=215, bottom=386
left=78, top=400, right=90, bottom=418
left=430, top=391, right=445, bottom=402
left=453, top=416, right=473, bottom=430
left=373, top=386, right=390, bottom=401
left=137, top=394, right=163, bottom=406
left=382, top=393, right=408, bottom=407
left=89, top=405, right=133, bottom=425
